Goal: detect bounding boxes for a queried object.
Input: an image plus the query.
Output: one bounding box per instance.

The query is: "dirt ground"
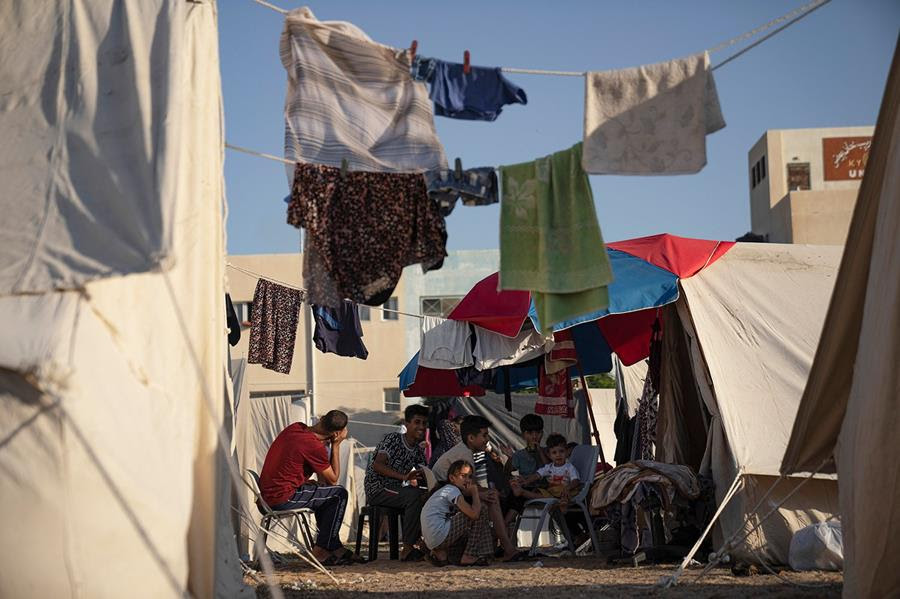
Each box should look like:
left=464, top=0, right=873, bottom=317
left=247, top=556, right=842, bottom=598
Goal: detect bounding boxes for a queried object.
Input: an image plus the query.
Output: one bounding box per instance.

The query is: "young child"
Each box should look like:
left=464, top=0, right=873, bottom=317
left=506, top=414, right=547, bottom=477
left=517, top=434, right=581, bottom=506
left=420, top=460, right=493, bottom=567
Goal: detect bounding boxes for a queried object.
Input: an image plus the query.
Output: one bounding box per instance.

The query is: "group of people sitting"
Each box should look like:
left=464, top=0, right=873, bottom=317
left=257, top=404, right=586, bottom=567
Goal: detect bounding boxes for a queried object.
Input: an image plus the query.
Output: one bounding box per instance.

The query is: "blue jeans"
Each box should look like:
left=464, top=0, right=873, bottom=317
left=272, top=483, right=349, bottom=551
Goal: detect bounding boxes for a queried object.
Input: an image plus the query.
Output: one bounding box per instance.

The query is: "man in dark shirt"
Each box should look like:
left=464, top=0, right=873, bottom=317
left=364, top=404, right=429, bottom=560
left=259, top=410, right=354, bottom=565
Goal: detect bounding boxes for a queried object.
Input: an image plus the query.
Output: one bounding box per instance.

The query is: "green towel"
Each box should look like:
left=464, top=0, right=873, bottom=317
left=499, top=142, right=612, bottom=333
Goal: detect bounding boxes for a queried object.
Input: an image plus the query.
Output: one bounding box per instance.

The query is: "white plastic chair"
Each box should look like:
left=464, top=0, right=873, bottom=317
left=515, top=444, right=601, bottom=556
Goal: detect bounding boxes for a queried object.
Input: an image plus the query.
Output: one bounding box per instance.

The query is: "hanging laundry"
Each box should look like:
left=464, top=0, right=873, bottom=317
left=472, top=325, right=548, bottom=370
left=226, top=293, right=241, bottom=347
left=499, top=142, right=612, bottom=333
left=424, top=166, right=498, bottom=216
left=582, top=52, right=725, bottom=175
left=411, top=56, right=527, bottom=121
left=311, top=302, right=369, bottom=360
left=455, top=365, right=495, bottom=388
left=288, top=162, right=447, bottom=308
left=534, top=363, right=575, bottom=418
left=545, top=328, right=577, bottom=374
left=247, top=279, right=303, bottom=374
left=419, top=316, right=473, bottom=370
left=281, top=8, right=446, bottom=173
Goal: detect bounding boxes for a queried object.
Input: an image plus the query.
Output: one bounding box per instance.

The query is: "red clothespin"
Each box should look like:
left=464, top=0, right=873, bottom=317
left=409, top=39, right=418, bottom=60
left=463, top=50, right=471, bottom=74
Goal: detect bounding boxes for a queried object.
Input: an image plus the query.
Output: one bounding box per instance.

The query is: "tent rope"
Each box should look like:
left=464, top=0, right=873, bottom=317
left=691, top=458, right=830, bottom=585
left=226, top=262, right=431, bottom=320
left=246, top=0, right=832, bottom=75
left=659, top=467, right=744, bottom=588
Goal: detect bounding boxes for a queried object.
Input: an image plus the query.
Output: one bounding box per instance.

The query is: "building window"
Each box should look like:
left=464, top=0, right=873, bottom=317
left=750, top=166, right=757, bottom=189
left=235, top=302, right=253, bottom=326
left=383, top=388, right=401, bottom=412
left=421, top=296, right=463, bottom=317
left=787, top=162, right=811, bottom=191
left=358, top=305, right=370, bottom=321
left=760, top=155, right=767, bottom=180
left=381, top=297, right=399, bottom=321
left=750, top=156, right=768, bottom=191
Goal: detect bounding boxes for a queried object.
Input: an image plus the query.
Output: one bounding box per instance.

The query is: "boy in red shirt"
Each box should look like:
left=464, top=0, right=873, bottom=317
left=259, top=410, right=357, bottom=565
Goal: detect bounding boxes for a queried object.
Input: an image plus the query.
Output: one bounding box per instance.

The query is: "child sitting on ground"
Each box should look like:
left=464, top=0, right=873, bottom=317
left=512, top=434, right=581, bottom=507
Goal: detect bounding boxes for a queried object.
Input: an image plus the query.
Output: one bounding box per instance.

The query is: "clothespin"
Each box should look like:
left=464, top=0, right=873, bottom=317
left=340, top=158, right=349, bottom=180
left=463, top=50, right=471, bottom=74
left=409, top=39, right=418, bottom=60
left=454, top=157, right=463, bottom=179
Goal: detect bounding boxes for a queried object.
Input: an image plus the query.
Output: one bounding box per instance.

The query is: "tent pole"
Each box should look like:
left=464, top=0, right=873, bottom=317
left=575, top=361, right=605, bottom=463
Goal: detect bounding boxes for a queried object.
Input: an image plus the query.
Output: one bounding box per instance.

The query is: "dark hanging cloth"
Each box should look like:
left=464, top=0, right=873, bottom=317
left=226, top=293, right=241, bottom=347
left=311, top=301, right=369, bottom=360
left=247, top=279, right=303, bottom=374
left=634, top=318, right=663, bottom=461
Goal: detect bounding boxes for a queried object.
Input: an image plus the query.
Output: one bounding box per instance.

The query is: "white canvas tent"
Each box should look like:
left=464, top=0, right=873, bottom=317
left=657, top=242, right=842, bottom=564
left=781, top=43, right=900, bottom=598
left=0, top=1, right=248, bottom=596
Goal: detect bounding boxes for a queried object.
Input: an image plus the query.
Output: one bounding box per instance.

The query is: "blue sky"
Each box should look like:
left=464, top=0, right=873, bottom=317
left=220, top=1, right=899, bottom=255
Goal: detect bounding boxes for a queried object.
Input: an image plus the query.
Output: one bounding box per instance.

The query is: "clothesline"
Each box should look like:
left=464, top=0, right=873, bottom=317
left=226, top=261, right=430, bottom=320
left=248, top=0, right=832, bottom=75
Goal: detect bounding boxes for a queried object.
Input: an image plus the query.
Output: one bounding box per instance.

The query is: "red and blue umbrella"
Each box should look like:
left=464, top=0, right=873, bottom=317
left=399, top=234, right=734, bottom=397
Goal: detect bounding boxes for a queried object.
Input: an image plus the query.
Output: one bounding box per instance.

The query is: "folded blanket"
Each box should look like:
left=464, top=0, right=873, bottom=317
left=499, top=143, right=612, bottom=332
left=583, top=52, right=725, bottom=175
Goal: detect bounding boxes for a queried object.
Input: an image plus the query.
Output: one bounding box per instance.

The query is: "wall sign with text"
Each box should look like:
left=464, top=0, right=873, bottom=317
left=822, top=136, right=872, bottom=181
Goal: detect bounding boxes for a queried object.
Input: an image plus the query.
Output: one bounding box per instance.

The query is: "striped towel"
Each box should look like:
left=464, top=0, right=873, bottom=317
left=280, top=8, right=446, bottom=174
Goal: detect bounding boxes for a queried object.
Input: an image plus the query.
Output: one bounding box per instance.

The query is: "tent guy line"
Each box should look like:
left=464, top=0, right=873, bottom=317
left=247, top=0, right=832, bottom=76
left=226, top=261, right=431, bottom=320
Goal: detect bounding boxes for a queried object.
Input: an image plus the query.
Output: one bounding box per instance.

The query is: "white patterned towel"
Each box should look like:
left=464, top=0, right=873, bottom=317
left=583, top=52, right=725, bottom=175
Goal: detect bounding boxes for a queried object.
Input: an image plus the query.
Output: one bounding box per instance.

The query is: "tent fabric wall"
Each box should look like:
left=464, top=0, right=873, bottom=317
left=657, top=243, right=841, bottom=564
left=0, top=1, right=244, bottom=596
left=0, top=0, right=187, bottom=294
left=782, top=43, right=900, bottom=598
left=679, top=243, right=842, bottom=477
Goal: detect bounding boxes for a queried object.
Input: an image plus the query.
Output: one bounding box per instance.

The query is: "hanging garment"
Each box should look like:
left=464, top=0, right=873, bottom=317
left=455, top=365, right=495, bottom=388
left=411, top=56, right=527, bottom=121
left=472, top=325, right=548, bottom=370
left=499, top=143, right=612, bottom=333
left=545, top=328, right=578, bottom=374
left=582, top=52, right=725, bottom=175
left=311, top=302, right=368, bottom=360
left=419, top=316, right=473, bottom=369
left=424, top=167, right=498, bottom=216
left=534, top=363, right=575, bottom=418
left=248, top=279, right=303, bottom=374
left=633, top=320, right=663, bottom=460
left=226, top=294, right=241, bottom=347
left=280, top=8, right=446, bottom=173
left=288, top=162, right=447, bottom=308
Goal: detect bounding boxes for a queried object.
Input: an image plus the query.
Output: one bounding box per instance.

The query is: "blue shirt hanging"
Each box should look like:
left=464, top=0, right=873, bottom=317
left=411, top=56, right=527, bottom=122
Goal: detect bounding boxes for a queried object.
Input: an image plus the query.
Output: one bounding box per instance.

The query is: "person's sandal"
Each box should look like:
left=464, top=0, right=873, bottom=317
left=335, top=549, right=365, bottom=565
left=460, top=557, right=490, bottom=567
left=401, top=547, right=426, bottom=562
left=426, top=552, right=448, bottom=567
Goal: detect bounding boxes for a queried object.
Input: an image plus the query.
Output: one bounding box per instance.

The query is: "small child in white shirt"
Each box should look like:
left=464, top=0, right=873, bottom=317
left=515, top=434, right=581, bottom=505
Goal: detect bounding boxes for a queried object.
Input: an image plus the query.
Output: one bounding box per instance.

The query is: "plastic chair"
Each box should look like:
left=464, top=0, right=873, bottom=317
left=515, top=444, right=601, bottom=556
left=354, top=504, right=402, bottom=561
left=245, top=469, right=315, bottom=557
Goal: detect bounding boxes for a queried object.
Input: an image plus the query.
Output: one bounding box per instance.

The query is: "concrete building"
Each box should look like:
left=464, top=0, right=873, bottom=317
left=746, top=126, right=873, bottom=244
left=227, top=250, right=498, bottom=445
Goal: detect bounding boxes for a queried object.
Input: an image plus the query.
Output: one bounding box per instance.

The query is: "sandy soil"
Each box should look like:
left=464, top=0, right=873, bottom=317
left=248, top=556, right=842, bottom=598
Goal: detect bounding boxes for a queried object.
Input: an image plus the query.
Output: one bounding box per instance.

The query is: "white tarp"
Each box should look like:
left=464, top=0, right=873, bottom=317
left=679, top=243, right=842, bottom=477
left=0, top=0, right=187, bottom=294
left=0, top=1, right=245, bottom=596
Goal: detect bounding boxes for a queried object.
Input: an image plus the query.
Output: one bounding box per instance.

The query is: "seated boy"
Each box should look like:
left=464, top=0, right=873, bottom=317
left=506, top=413, right=547, bottom=479
left=513, top=434, right=581, bottom=507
